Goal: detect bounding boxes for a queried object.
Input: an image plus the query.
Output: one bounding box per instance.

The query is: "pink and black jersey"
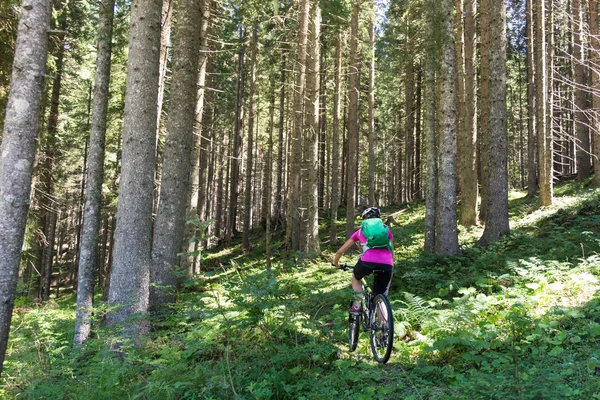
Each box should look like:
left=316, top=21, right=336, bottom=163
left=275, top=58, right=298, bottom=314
left=350, top=228, right=394, bottom=266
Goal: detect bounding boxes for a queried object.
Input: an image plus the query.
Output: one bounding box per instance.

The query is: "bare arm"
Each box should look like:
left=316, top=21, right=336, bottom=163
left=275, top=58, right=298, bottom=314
left=332, top=238, right=357, bottom=267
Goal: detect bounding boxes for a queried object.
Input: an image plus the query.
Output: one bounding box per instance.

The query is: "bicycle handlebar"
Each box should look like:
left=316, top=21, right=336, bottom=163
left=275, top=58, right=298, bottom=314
left=336, top=262, right=351, bottom=271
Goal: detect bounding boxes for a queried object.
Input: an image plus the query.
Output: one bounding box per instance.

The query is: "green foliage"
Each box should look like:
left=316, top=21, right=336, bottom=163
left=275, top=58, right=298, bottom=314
left=3, top=184, right=600, bottom=399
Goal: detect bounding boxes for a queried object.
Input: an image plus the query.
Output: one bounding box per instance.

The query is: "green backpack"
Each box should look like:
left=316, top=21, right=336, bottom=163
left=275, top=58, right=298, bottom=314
left=360, top=218, right=392, bottom=251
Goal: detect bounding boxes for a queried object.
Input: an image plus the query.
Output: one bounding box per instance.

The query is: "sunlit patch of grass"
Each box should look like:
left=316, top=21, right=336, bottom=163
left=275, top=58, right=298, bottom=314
left=511, top=195, right=582, bottom=230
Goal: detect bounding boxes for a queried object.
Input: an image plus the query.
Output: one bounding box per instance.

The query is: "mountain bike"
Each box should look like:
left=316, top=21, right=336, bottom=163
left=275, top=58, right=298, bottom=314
left=340, top=263, right=394, bottom=364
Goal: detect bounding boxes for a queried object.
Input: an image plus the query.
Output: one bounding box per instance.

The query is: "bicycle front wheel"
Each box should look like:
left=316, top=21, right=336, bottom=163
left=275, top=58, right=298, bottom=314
left=348, top=307, right=361, bottom=351
left=369, top=294, right=394, bottom=363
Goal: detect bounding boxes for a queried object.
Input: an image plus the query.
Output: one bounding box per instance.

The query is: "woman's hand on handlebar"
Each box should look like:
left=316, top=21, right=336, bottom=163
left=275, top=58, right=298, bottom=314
left=337, top=263, right=350, bottom=271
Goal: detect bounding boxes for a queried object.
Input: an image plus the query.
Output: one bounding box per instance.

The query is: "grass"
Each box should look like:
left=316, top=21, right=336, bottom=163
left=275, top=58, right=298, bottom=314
left=2, top=182, right=600, bottom=399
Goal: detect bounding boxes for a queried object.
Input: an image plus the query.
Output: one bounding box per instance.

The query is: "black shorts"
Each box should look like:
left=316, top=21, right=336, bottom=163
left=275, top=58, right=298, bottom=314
left=353, top=259, right=393, bottom=296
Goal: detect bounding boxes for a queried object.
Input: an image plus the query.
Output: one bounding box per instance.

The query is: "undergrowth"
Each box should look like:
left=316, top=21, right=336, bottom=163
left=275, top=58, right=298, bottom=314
left=2, top=183, right=600, bottom=399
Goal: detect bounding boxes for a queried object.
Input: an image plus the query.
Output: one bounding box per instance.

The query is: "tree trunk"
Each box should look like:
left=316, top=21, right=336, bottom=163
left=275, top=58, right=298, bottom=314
left=41, top=211, right=57, bottom=302
left=459, top=0, right=479, bottom=226
left=423, top=21, right=437, bottom=253
left=286, top=0, right=309, bottom=251
left=106, top=0, right=162, bottom=338
left=243, top=24, right=259, bottom=253
left=405, top=59, right=415, bottom=202
left=153, top=0, right=174, bottom=217
left=435, top=0, right=460, bottom=256
left=275, top=56, right=286, bottom=227
left=227, top=32, right=246, bottom=243
left=526, top=0, right=538, bottom=196
left=97, top=214, right=109, bottom=291
left=479, top=0, right=490, bottom=223
left=150, top=0, right=202, bottom=311
left=414, top=63, right=423, bottom=200
left=265, top=77, right=276, bottom=272
left=302, top=2, right=321, bottom=254
left=0, top=0, right=52, bottom=376
left=101, top=215, right=115, bottom=301
left=346, top=0, right=361, bottom=238
left=34, top=6, right=67, bottom=302
left=156, top=0, right=173, bottom=139
left=182, top=0, right=211, bottom=275
left=368, top=14, right=376, bottom=206
left=537, top=0, right=552, bottom=206
left=329, top=31, right=343, bottom=245
left=574, top=0, right=591, bottom=182
left=590, top=0, right=600, bottom=186
left=318, top=40, right=327, bottom=210
left=74, top=0, right=115, bottom=346
left=213, top=135, right=224, bottom=241
left=477, top=0, right=509, bottom=246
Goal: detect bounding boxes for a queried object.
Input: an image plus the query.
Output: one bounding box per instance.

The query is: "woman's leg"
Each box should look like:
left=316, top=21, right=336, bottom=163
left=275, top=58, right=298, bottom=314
left=351, top=274, right=364, bottom=308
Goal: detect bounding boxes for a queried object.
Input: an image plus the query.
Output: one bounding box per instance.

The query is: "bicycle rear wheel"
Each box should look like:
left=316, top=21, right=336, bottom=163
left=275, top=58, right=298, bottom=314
left=369, top=294, right=394, bottom=363
left=348, top=304, right=361, bottom=351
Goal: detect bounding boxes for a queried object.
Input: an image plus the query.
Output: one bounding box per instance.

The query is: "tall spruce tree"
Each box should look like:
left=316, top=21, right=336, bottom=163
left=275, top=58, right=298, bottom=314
left=74, top=0, right=116, bottom=346
left=0, top=0, right=52, bottom=375
left=151, top=0, right=203, bottom=310
left=106, top=0, right=162, bottom=337
left=478, top=0, right=510, bottom=245
left=435, top=0, right=460, bottom=256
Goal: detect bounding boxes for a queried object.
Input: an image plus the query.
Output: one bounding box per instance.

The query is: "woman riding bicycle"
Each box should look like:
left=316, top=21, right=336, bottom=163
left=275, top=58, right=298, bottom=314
left=332, top=207, right=394, bottom=314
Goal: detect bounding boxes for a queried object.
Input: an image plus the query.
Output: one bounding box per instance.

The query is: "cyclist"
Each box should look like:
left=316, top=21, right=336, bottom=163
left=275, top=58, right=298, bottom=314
left=332, top=207, right=394, bottom=314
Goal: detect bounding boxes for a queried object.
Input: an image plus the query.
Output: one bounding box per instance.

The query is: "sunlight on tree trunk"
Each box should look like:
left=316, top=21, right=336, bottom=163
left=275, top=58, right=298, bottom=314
left=151, top=0, right=203, bottom=311
left=0, top=0, right=52, bottom=375
left=107, top=0, right=162, bottom=338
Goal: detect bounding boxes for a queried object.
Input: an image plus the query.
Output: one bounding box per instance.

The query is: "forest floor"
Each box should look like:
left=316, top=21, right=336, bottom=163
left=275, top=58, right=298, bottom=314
left=2, top=181, right=600, bottom=399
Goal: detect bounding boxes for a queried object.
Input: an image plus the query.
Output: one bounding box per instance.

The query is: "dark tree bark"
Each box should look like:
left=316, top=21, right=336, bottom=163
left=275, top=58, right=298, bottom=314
left=368, top=12, right=376, bottom=205
left=526, top=0, right=538, bottom=197
left=414, top=63, right=423, bottom=200
left=74, top=0, right=115, bottom=346
left=286, top=0, right=309, bottom=250
left=264, top=76, right=276, bottom=272
left=243, top=24, right=259, bottom=253
left=33, top=5, right=67, bottom=302
left=329, top=31, right=343, bottom=245
left=404, top=59, right=415, bottom=203
left=0, top=0, right=52, bottom=375
left=345, top=0, right=360, bottom=238
left=478, top=0, right=510, bottom=246
left=458, top=0, right=479, bottom=226
left=41, top=211, right=56, bottom=302
left=101, top=214, right=115, bottom=302
left=227, top=31, right=246, bottom=243
left=106, top=0, right=162, bottom=337
left=97, top=214, right=109, bottom=291
left=275, top=56, right=286, bottom=227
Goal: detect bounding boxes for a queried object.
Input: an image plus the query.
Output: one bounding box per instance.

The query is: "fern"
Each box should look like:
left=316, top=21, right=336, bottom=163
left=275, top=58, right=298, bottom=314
left=396, top=292, right=435, bottom=328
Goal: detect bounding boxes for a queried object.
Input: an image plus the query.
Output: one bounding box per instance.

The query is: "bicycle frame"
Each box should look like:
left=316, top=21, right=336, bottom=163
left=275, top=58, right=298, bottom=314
left=339, top=262, right=394, bottom=363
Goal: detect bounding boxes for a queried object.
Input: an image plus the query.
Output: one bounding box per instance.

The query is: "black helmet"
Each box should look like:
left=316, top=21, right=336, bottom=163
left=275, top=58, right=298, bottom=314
left=361, top=207, right=380, bottom=219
